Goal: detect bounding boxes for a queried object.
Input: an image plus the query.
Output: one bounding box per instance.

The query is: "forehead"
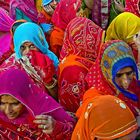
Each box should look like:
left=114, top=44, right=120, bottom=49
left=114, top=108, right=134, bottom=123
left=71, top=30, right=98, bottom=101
left=117, top=67, right=133, bottom=74
left=22, top=42, right=33, bottom=47
left=1, top=95, right=19, bottom=103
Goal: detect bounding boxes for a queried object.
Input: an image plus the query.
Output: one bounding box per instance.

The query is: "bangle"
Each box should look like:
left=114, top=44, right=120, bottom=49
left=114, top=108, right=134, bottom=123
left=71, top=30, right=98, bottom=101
left=45, top=78, right=57, bottom=89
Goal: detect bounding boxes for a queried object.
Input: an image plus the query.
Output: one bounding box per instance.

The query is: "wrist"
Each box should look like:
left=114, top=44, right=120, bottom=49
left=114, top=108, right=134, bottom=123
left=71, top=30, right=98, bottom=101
left=45, top=78, right=57, bottom=89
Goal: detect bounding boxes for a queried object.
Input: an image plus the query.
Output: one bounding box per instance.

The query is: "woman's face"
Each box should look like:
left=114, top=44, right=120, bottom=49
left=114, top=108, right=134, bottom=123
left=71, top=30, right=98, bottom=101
left=0, top=95, right=24, bottom=120
left=115, top=67, right=134, bottom=90
left=20, top=42, right=38, bottom=56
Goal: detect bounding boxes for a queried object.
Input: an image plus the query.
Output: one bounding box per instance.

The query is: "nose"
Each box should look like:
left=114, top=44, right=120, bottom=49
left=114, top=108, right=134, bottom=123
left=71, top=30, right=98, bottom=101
left=121, top=74, right=130, bottom=89
left=5, top=104, right=12, bottom=115
left=22, top=47, right=30, bottom=55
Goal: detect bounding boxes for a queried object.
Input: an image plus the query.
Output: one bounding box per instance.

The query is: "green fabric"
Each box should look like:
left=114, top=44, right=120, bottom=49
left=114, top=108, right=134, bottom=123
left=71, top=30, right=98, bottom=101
left=15, top=8, right=33, bottom=22
left=109, top=0, right=125, bottom=24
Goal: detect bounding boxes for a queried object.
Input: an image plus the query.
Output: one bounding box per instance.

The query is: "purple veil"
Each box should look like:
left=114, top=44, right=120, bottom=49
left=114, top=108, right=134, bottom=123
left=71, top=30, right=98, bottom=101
left=0, top=68, right=62, bottom=124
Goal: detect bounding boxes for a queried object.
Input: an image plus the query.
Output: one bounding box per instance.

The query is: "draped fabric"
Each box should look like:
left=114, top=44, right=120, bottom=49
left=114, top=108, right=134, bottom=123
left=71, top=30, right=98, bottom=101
left=0, top=8, right=14, bottom=65
left=105, top=12, right=140, bottom=44
left=10, top=0, right=38, bottom=22
left=58, top=55, right=94, bottom=112
left=0, top=68, right=75, bottom=139
left=52, top=0, right=81, bottom=30
left=0, top=0, right=10, bottom=12
left=60, top=17, right=105, bottom=61
left=13, top=22, right=59, bottom=68
left=91, top=0, right=111, bottom=29
left=86, top=40, right=140, bottom=116
left=72, top=92, right=138, bottom=140
left=125, top=0, right=140, bottom=17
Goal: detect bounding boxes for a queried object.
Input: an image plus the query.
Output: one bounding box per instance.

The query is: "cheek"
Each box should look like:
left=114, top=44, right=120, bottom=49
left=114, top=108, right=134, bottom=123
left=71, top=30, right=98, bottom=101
left=115, top=78, right=120, bottom=85
left=13, top=105, right=24, bottom=113
left=0, top=105, right=5, bottom=112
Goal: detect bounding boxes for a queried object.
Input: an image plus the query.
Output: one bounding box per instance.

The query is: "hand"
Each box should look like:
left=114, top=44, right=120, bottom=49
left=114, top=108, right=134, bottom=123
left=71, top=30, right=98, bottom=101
left=114, top=0, right=125, bottom=12
left=34, top=115, right=56, bottom=134
left=26, top=50, right=55, bottom=84
left=43, top=5, right=54, bottom=16
left=133, top=32, right=140, bottom=50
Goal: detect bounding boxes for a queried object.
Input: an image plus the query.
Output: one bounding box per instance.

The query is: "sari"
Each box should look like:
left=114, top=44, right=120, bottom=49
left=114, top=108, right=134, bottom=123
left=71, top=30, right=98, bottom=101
left=58, top=55, right=94, bottom=112
left=86, top=40, right=140, bottom=116
left=10, top=0, right=38, bottom=22
left=91, top=0, right=125, bottom=29
left=13, top=22, right=59, bottom=68
left=125, top=0, right=140, bottom=17
left=105, top=12, right=140, bottom=44
left=0, top=8, right=14, bottom=65
left=36, top=0, right=43, bottom=12
left=0, top=68, right=75, bottom=139
left=49, top=26, right=64, bottom=58
left=72, top=93, right=138, bottom=140
left=51, top=0, right=81, bottom=30
left=105, top=12, right=140, bottom=60
left=0, top=0, right=9, bottom=12
left=60, top=17, right=105, bottom=61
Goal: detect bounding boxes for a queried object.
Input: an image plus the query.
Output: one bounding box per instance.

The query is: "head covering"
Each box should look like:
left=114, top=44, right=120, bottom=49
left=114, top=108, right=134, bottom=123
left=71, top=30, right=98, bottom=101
left=0, top=0, right=9, bottom=12
left=0, top=68, right=61, bottom=124
left=86, top=40, right=139, bottom=101
left=58, top=55, right=94, bottom=112
left=43, top=0, right=61, bottom=6
left=60, top=17, right=105, bottom=61
left=0, top=8, right=14, bottom=32
left=52, top=0, right=81, bottom=30
left=105, top=12, right=140, bottom=44
left=72, top=94, right=138, bottom=140
left=10, top=0, right=38, bottom=22
left=125, top=0, right=140, bottom=17
left=13, top=22, right=59, bottom=67
left=91, top=0, right=112, bottom=29
left=0, top=8, right=14, bottom=64
left=42, top=0, right=52, bottom=6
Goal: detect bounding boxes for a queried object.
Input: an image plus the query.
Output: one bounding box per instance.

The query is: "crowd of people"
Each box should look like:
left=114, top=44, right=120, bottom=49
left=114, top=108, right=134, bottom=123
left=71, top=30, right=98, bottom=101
left=0, top=0, right=140, bottom=139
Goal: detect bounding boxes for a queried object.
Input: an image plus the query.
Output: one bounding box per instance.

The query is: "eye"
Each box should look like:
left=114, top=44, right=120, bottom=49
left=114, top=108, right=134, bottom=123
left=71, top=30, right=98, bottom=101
left=0, top=102, right=5, bottom=105
left=20, top=45, right=26, bottom=51
left=126, top=71, right=134, bottom=76
left=12, top=102, right=20, bottom=106
left=29, top=45, right=36, bottom=49
left=116, top=73, right=123, bottom=78
left=135, top=33, right=139, bottom=38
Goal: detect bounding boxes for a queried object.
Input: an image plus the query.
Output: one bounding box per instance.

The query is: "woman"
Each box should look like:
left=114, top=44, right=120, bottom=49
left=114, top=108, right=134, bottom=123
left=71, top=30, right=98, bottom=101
left=58, top=55, right=94, bottom=112
left=125, top=0, right=140, bottom=17
left=0, top=68, right=75, bottom=139
left=60, top=17, right=105, bottom=61
left=0, top=8, right=14, bottom=65
left=13, top=22, right=59, bottom=99
left=10, top=0, right=38, bottom=22
left=86, top=40, right=140, bottom=116
left=72, top=94, right=138, bottom=140
left=13, top=22, right=59, bottom=67
left=105, top=12, right=140, bottom=44
left=37, top=0, right=60, bottom=25
left=90, top=0, right=125, bottom=29
left=51, top=0, right=81, bottom=30
left=105, top=12, right=140, bottom=60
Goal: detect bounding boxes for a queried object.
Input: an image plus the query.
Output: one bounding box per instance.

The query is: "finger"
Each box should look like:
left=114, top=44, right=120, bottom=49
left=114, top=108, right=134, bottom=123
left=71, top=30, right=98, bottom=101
left=35, top=114, right=49, bottom=119
left=48, top=5, right=54, bottom=10
left=38, top=124, right=49, bottom=129
left=42, top=129, right=53, bottom=134
left=33, top=119, right=48, bottom=124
